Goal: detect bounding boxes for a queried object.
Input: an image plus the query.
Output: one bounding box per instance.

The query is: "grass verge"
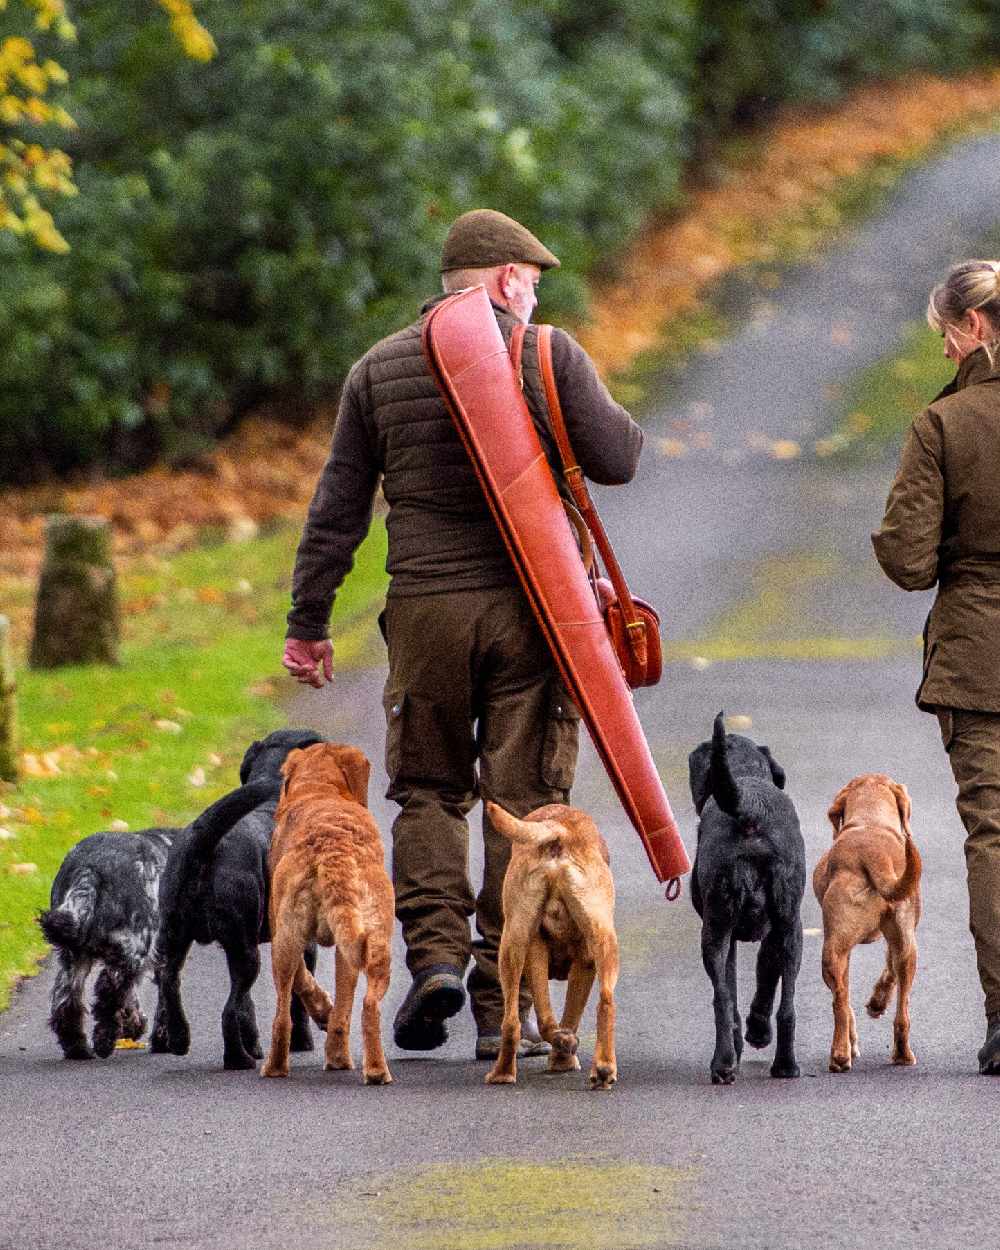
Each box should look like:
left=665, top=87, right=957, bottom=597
left=818, top=322, right=953, bottom=459
left=0, top=518, right=388, bottom=1011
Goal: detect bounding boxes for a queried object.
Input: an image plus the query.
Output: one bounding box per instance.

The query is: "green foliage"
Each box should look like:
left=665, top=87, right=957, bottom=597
left=695, top=0, right=989, bottom=135
left=1, top=0, right=997, bottom=481
left=823, top=321, right=954, bottom=460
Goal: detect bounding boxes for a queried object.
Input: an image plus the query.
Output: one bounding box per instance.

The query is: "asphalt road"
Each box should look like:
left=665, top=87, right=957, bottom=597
left=4, top=132, right=1000, bottom=1250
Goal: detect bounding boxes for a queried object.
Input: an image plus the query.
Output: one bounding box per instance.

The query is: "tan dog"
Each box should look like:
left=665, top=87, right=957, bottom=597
left=484, top=801, right=619, bottom=1090
left=260, top=743, right=393, bottom=1084
left=813, top=774, right=922, bottom=1073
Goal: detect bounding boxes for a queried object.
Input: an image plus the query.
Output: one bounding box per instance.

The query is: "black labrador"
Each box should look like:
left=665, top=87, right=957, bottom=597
left=688, top=712, right=805, bottom=1085
left=151, top=729, right=325, bottom=1069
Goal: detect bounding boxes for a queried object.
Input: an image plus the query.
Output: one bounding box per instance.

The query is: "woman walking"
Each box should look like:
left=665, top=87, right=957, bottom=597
left=873, top=259, right=1000, bottom=1075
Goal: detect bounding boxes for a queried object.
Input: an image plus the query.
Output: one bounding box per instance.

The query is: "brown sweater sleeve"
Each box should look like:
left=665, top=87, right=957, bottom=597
left=285, top=363, right=381, bottom=640
left=871, top=409, right=944, bottom=591
left=550, top=327, right=643, bottom=484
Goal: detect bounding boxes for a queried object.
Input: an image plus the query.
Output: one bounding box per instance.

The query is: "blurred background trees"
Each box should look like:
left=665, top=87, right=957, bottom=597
left=0, top=0, right=996, bottom=484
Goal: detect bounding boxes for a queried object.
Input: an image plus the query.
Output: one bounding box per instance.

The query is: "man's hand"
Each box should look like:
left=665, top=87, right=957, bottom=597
left=282, top=638, right=333, bottom=688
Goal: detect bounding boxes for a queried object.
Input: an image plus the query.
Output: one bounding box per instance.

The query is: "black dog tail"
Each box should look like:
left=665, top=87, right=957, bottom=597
left=709, top=710, right=744, bottom=822
left=38, top=871, right=99, bottom=954
left=154, top=779, right=281, bottom=962
left=185, top=779, right=282, bottom=871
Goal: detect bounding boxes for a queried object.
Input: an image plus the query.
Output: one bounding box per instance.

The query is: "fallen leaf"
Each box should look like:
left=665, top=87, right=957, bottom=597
left=114, top=1039, right=146, bottom=1050
left=196, top=586, right=225, bottom=605
left=726, top=714, right=753, bottom=731
left=803, top=927, right=822, bottom=937
left=690, top=656, right=712, bottom=671
left=0, top=827, right=14, bottom=841
left=207, top=754, right=222, bottom=767
left=187, top=766, right=206, bottom=788
left=769, top=440, right=801, bottom=460
left=154, top=719, right=183, bottom=734
left=109, top=819, right=129, bottom=832
left=9, top=862, right=38, bottom=876
left=657, top=437, right=688, bottom=458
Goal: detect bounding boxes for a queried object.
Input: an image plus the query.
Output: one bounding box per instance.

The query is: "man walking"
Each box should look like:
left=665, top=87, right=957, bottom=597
left=282, top=209, right=642, bottom=1057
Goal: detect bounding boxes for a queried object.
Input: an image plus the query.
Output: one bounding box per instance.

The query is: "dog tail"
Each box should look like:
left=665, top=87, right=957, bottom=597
left=486, top=801, right=564, bottom=852
left=154, top=779, right=281, bottom=959
left=868, top=834, right=922, bottom=904
left=708, top=711, right=744, bottom=823
left=185, top=779, right=282, bottom=870
left=38, top=872, right=99, bottom=954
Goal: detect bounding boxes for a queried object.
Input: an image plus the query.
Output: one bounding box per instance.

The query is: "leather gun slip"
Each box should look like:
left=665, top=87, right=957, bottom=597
left=421, top=286, right=690, bottom=887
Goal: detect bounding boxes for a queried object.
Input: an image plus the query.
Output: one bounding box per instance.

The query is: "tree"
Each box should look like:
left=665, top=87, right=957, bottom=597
left=0, top=0, right=214, bottom=251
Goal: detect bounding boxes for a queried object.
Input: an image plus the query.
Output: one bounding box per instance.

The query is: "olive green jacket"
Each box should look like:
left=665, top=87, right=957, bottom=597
left=873, top=347, right=1000, bottom=711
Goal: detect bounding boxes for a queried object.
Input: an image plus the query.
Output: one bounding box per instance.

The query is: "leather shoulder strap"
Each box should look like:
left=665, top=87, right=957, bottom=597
left=533, top=325, right=646, bottom=656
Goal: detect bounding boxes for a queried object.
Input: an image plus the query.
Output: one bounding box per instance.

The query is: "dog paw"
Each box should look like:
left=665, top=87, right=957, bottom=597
left=770, top=1059, right=801, bottom=1079
left=547, top=1052, right=581, bottom=1074
left=485, top=1067, right=516, bottom=1085
left=711, top=1066, right=737, bottom=1085
left=61, top=1042, right=95, bottom=1061
left=865, top=999, right=887, bottom=1020
left=829, top=1054, right=852, bottom=1073
left=744, top=1015, right=772, bottom=1050
left=223, top=1052, right=258, bottom=1072
left=91, top=1030, right=117, bottom=1060
left=324, top=1054, right=355, bottom=1072
left=363, top=1068, right=393, bottom=1086
left=891, top=1049, right=916, bottom=1066
left=589, top=1065, right=617, bottom=1091
left=166, top=1028, right=190, bottom=1057
left=260, top=1060, right=289, bottom=1078
left=551, top=1029, right=578, bottom=1056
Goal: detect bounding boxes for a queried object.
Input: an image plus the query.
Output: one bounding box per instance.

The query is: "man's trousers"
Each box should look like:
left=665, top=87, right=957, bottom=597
left=382, top=586, right=580, bottom=1031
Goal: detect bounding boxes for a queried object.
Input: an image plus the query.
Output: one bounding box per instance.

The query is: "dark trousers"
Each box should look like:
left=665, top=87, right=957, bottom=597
left=937, top=708, right=1000, bottom=1017
left=382, top=586, right=579, bottom=1031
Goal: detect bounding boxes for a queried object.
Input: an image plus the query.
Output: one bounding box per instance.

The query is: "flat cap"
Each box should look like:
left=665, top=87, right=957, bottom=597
left=441, top=209, right=560, bottom=273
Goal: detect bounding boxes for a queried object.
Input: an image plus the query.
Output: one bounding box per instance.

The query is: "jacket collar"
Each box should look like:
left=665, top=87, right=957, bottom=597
left=420, top=291, right=514, bottom=319
left=948, top=345, right=1000, bottom=395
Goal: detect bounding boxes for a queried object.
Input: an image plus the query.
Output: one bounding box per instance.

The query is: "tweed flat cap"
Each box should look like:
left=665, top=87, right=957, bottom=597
left=441, top=209, right=560, bottom=272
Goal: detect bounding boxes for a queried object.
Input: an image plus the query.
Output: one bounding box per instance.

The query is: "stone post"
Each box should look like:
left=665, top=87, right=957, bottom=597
left=0, top=616, right=17, bottom=781
left=29, top=515, right=121, bottom=669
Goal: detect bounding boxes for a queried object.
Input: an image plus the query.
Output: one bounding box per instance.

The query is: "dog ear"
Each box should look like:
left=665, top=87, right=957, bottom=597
left=891, top=781, right=913, bottom=838
left=335, top=747, right=371, bottom=808
left=280, top=747, right=306, bottom=788
left=827, top=788, right=847, bottom=834
left=760, top=746, right=786, bottom=790
left=688, top=743, right=713, bottom=814
left=240, top=740, right=262, bottom=784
